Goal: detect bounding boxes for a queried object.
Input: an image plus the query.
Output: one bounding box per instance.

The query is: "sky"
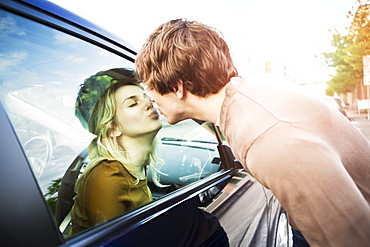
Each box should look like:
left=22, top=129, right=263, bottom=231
left=50, top=0, right=358, bottom=86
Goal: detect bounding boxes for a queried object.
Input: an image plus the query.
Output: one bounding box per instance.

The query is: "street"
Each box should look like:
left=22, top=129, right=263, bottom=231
left=350, top=110, right=370, bottom=142
left=215, top=177, right=276, bottom=246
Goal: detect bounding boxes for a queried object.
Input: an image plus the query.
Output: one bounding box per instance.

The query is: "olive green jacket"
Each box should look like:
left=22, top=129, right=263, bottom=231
left=70, top=160, right=152, bottom=235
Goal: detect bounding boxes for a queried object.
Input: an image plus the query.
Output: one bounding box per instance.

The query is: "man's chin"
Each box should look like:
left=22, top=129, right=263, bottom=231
left=160, top=112, right=189, bottom=125
left=166, top=116, right=189, bottom=125
left=166, top=118, right=180, bottom=125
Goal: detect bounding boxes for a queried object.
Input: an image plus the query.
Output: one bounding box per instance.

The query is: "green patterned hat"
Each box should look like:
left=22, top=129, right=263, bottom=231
left=75, top=68, right=137, bottom=129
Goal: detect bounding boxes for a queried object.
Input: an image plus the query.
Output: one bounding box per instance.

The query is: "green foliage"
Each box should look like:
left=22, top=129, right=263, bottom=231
left=75, top=68, right=137, bottom=129
left=76, top=75, right=114, bottom=129
left=324, top=4, right=370, bottom=95
left=44, top=177, right=62, bottom=220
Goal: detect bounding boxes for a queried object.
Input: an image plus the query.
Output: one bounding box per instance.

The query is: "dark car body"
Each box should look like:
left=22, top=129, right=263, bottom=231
left=0, top=0, right=290, bottom=246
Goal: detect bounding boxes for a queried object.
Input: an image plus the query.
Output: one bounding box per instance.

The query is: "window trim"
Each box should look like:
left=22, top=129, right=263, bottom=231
left=0, top=0, right=136, bottom=62
left=0, top=102, right=64, bottom=246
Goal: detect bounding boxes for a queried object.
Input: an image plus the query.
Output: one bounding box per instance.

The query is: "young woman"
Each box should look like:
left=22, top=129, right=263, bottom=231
left=70, top=68, right=164, bottom=235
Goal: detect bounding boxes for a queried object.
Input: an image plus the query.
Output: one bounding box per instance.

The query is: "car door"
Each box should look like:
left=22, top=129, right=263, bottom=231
left=0, top=1, right=241, bottom=246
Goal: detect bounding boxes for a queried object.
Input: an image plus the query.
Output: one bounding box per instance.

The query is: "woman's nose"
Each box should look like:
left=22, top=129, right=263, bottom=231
left=145, top=99, right=153, bottom=110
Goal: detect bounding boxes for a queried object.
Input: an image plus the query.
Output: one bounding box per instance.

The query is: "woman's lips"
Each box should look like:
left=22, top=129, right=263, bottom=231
left=149, top=110, right=159, bottom=119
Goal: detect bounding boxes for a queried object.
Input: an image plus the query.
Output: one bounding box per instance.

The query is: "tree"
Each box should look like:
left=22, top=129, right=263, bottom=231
left=44, top=177, right=62, bottom=220
left=324, top=2, right=370, bottom=97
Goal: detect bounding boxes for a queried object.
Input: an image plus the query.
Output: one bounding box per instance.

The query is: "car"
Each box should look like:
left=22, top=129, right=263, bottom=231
left=0, top=0, right=290, bottom=246
left=322, top=96, right=353, bottom=121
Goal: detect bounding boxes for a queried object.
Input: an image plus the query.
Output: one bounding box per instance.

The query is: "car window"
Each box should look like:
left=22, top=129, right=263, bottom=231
left=154, top=119, right=221, bottom=186
left=0, top=9, right=223, bottom=238
left=0, top=8, right=129, bottom=230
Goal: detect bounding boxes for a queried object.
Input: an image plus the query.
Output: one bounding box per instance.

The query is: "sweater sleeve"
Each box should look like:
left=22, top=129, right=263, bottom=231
left=246, top=124, right=370, bottom=247
left=81, top=160, right=142, bottom=226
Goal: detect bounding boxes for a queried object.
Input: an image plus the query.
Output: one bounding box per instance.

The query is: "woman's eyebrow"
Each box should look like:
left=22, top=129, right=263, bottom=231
left=123, top=95, right=137, bottom=104
left=123, top=93, right=147, bottom=104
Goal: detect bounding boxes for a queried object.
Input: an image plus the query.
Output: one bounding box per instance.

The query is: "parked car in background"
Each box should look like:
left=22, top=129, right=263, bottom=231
left=0, top=0, right=290, bottom=246
left=322, top=96, right=353, bottom=121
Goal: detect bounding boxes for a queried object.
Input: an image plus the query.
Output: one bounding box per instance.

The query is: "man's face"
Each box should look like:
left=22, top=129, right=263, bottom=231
left=146, top=88, right=186, bottom=125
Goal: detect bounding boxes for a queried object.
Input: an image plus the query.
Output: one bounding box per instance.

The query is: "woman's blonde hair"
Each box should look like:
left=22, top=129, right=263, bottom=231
left=135, top=18, right=238, bottom=97
left=75, top=69, right=165, bottom=191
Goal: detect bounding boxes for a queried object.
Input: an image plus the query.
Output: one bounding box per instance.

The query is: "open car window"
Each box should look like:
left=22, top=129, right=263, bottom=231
left=0, top=9, right=224, bottom=238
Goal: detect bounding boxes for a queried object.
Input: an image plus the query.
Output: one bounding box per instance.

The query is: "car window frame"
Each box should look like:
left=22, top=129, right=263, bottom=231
left=63, top=168, right=237, bottom=246
left=0, top=101, right=64, bottom=246
left=1, top=0, right=136, bottom=62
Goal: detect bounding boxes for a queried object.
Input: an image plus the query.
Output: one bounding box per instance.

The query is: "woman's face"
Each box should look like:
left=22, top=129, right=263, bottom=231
left=114, top=85, right=162, bottom=138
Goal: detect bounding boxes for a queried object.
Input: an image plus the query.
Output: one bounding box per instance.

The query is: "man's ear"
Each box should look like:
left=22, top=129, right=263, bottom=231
left=174, top=80, right=185, bottom=99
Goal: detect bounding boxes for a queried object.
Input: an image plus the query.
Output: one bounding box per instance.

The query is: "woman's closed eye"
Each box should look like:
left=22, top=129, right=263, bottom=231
left=123, top=98, right=137, bottom=107
left=124, top=94, right=150, bottom=108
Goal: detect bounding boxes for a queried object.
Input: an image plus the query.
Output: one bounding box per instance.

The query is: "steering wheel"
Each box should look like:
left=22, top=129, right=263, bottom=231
left=23, top=136, right=53, bottom=178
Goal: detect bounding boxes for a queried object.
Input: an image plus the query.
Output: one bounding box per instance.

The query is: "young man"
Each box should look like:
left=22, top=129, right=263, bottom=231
left=135, top=18, right=370, bottom=246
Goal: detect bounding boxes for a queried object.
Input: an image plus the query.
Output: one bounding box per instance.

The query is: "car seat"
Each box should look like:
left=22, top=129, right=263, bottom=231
left=55, top=148, right=89, bottom=234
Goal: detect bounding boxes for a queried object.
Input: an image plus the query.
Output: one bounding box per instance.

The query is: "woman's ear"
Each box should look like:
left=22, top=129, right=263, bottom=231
left=110, top=130, right=122, bottom=137
left=108, top=123, right=122, bottom=137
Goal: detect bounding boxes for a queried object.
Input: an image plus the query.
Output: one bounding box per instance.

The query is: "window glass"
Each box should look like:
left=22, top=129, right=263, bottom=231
left=0, top=9, right=222, bottom=238
left=152, top=119, right=221, bottom=192
left=0, top=9, right=131, bottom=221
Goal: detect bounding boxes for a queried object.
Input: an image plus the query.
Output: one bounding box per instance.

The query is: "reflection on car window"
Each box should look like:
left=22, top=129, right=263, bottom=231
left=0, top=9, right=223, bottom=238
left=68, top=68, right=167, bottom=235
left=152, top=119, right=221, bottom=188
left=0, top=9, right=131, bottom=229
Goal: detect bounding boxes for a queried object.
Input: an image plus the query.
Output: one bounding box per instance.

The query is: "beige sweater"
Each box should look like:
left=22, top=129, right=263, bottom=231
left=219, top=77, right=370, bottom=247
